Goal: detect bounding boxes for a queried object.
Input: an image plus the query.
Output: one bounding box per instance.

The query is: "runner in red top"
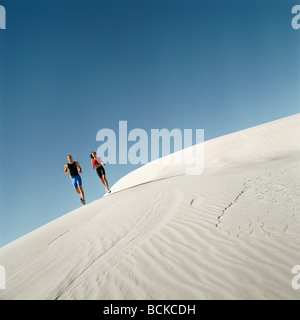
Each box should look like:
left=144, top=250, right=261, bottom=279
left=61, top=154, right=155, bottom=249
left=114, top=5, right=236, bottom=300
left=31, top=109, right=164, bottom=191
left=90, top=152, right=111, bottom=193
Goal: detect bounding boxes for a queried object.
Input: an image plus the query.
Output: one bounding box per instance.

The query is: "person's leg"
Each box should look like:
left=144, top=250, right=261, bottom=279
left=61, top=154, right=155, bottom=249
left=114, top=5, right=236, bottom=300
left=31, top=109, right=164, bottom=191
left=97, top=167, right=105, bottom=187
left=72, top=177, right=80, bottom=194
left=100, top=176, right=106, bottom=188
left=105, top=178, right=111, bottom=192
left=102, top=175, right=109, bottom=191
left=100, top=167, right=109, bottom=191
left=78, top=185, right=85, bottom=200
left=73, top=176, right=85, bottom=203
left=77, top=176, right=84, bottom=200
left=75, top=188, right=80, bottom=194
left=96, top=166, right=110, bottom=192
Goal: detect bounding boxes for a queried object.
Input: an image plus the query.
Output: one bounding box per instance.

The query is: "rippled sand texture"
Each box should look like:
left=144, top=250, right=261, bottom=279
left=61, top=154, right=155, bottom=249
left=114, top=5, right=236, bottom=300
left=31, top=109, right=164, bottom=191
left=1, top=114, right=299, bottom=299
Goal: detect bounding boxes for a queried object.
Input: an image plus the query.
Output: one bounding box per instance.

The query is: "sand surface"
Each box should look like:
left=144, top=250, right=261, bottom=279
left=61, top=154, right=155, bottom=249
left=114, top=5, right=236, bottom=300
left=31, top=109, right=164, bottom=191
left=0, top=114, right=299, bottom=299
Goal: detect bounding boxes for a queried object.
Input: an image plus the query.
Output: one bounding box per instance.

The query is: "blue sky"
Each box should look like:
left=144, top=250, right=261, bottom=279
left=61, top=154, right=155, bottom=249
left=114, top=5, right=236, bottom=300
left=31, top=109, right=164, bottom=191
left=0, top=0, right=299, bottom=246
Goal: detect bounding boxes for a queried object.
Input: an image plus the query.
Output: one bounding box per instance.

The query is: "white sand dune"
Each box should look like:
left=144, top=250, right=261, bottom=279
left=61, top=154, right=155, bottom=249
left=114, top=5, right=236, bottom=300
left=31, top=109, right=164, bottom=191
left=0, top=114, right=300, bottom=300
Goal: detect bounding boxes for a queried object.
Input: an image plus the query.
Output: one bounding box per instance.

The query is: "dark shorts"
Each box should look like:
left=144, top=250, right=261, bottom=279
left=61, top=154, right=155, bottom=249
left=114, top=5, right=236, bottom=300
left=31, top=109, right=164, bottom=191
left=96, top=166, right=105, bottom=179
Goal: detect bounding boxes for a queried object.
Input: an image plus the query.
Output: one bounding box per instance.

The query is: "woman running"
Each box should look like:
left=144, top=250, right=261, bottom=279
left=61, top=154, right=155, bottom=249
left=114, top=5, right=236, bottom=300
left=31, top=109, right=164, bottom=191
left=90, top=152, right=111, bottom=193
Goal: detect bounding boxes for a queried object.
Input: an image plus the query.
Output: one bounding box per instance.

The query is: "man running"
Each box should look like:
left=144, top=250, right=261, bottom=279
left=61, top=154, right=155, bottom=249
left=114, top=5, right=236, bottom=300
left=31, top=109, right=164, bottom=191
left=64, top=155, right=86, bottom=205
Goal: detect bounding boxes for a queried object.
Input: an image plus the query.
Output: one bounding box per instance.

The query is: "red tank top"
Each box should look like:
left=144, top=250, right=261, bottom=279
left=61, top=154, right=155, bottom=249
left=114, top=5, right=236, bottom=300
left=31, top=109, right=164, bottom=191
left=93, top=159, right=100, bottom=166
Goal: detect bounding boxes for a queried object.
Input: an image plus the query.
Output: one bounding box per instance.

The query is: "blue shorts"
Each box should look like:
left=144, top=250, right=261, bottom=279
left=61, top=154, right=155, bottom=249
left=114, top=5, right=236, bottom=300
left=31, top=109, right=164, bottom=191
left=71, top=175, right=82, bottom=189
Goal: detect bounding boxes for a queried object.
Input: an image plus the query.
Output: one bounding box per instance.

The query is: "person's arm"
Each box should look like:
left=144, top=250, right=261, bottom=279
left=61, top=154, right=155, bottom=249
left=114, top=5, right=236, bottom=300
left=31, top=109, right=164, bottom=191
left=91, top=160, right=95, bottom=170
left=64, top=164, right=70, bottom=175
left=98, top=157, right=106, bottom=165
left=76, top=161, right=82, bottom=174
